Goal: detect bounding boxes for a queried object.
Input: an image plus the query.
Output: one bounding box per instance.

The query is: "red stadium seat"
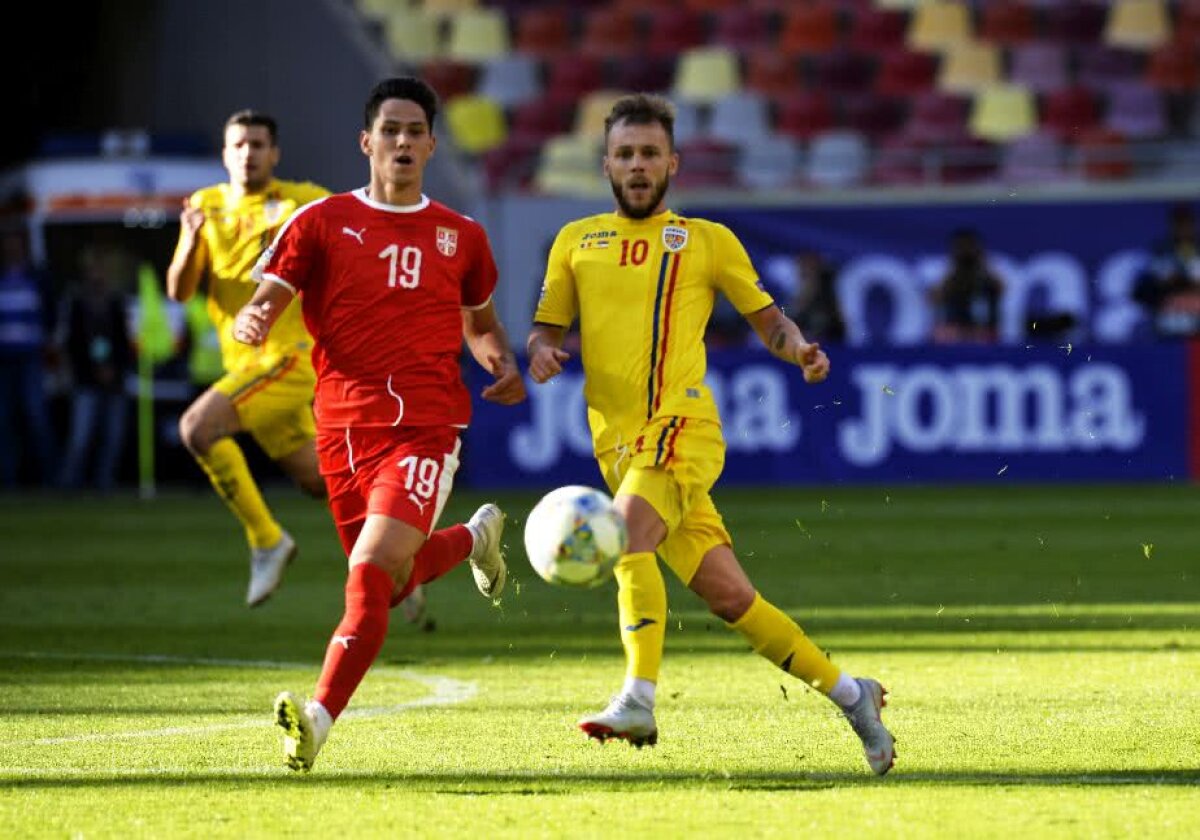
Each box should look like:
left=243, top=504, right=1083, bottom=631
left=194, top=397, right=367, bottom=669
left=513, top=7, right=572, bottom=58
left=841, top=93, right=907, bottom=141
left=774, top=91, right=836, bottom=140
left=418, top=60, right=477, bottom=102
left=483, top=136, right=542, bottom=192
left=508, top=97, right=576, bottom=144
left=876, top=49, right=939, bottom=96
left=1042, top=2, right=1108, bottom=44
left=903, top=92, right=970, bottom=144
left=580, top=9, right=641, bottom=57
left=711, top=8, right=770, bottom=52
left=644, top=8, right=707, bottom=57
left=745, top=51, right=804, bottom=97
left=1041, top=86, right=1101, bottom=141
left=610, top=55, right=678, bottom=93
left=979, top=2, right=1035, bottom=46
left=811, top=49, right=877, bottom=95
left=673, top=138, right=739, bottom=189
left=848, top=7, right=908, bottom=52
left=1076, top=127, right=1133, bottom=180
left=544, top=54, right=607, bottom=101
left=1147, top=38, right=1200, bottom=91
left=778, top=4, right=841, bottom=57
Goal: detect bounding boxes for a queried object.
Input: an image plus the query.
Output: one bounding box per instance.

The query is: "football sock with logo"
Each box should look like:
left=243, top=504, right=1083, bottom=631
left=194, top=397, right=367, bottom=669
left=196, top=438, right=283, bottom=550
left=390, top=525, right=473, bottom=607
left=729, top=592, right=842, bottom=698
left=314, top=562, right=392, bottom=720
left=615, top=551, right=667, bottom=686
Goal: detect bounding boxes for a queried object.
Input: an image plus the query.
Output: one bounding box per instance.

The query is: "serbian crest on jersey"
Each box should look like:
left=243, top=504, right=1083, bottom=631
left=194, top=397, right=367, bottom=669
left=662, top=225, right=688, bottom=252
left=436, top=226, right=459, bottom=257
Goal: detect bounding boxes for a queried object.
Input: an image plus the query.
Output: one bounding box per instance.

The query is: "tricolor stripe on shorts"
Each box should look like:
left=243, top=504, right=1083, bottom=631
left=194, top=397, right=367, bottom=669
left=228, top=354, right=298, bottom=405
left=653, top=417, right=686, bottom=467
left=645, top=251, right=682, bottom=419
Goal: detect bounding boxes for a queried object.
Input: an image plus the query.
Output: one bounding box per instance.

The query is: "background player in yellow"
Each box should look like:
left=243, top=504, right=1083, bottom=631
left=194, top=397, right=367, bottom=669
left=527, top=94, right=896, bottom=775
left=167, top=110, right=429, bottom=623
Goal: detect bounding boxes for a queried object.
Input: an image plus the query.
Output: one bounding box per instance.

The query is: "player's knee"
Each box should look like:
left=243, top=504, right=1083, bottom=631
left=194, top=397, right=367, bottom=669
left=178, top=406, right=212, bottom=454
left=349, top=550, right=412, bottom=583
left=705, top=580, right=756, bottom=623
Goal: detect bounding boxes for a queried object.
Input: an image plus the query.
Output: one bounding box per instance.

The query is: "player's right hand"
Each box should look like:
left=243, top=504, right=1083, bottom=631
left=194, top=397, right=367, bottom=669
left=179, top=200, right=205, bottom=237
left=233, top=301, right=272, bottom=346
left=529, top=346, right=570, bottom=384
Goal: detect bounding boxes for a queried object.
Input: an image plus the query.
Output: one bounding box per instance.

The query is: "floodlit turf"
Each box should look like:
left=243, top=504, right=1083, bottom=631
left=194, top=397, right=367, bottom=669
left=1, top=483, right=1197, bottom=838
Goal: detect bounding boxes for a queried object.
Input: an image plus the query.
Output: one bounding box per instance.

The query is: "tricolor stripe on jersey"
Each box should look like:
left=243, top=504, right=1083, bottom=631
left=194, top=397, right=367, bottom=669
left=645, top=251, right=682, bottom=419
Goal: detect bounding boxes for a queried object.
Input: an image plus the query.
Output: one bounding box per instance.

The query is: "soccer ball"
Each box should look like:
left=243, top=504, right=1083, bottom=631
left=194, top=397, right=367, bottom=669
left=523, top=485, right=627, bottom=588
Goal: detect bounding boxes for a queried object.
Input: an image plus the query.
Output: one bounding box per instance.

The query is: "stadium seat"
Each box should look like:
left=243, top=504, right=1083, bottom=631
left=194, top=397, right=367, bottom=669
left=710, top=8, right=770, bottom=52
left=876, top=49, right=939, bottom=96
left=482, top=135, right=542, bottom=192
left=778, top=4, right=841, bottom=56
left=979, top=2, right=1035, bottom=46
left=513, top=6, right=572, bottom=57
left=904, top=91, right=970, bottom=143
left=939, top=137, right=998, bottom=183
left=357, top=0, right=405, bottom=21
left=534, top=135, right=606, bottom=195
left=1146, top=39, right=1200, bottom=91
left=999, top=131, right=1071, bottom=183
left=1041, top=86, right=1101, bottom=140
left=1075, top=127, right=1133, bottom=179
left=1042, top=2, right=1107, bottom=44
left=774, top=91, right=836, bottom=141
left=841, top=94, right=907, bottom=140
left=849, top=7, right=908, bottom=52
left=384, top=8, right=442, bottom=61
left=579, top=9, right=641, bottom=56
left=544, top=55, right=606, bottom=101
left=969, top=84, right=1036, bottom=142
left=1103, top=80, right=1168, bottom=138
left=684, top=0, right=741, bottom=10
left=673, top=138, right=739, bottom=189
left=508, top=98, right=575, bottom=143
left=735, top=134, right=801, bottom=190
left=804, top=129, right=870, bottom=187
left=1008, top=43, right=1070, bottom=94
left=1178, top=0, right=1200, bottom=45
left=908, top=1, right=972, bottom=53
left=445, top=8, right=511, bottom=62
left=1104, top=0, right=1171, bottom=51
left=422, top=0, right=478, bottom=14
left=673, top=47, right=742, bottom=104
left=811, top=49, right=877, bottom=95
left=419, top=59, right=477, bottom=101
left=1076, top=46, right=1146, bottom=94
left=937, top=43, right=1001, bottom=94
left=672, top=100, right=704, bottom=146
left=644, top=8, right=707, bottom=57
left=476, top=55, right=542, bottom=109
left=444, top=94, right=507, bottom=154
left=574, top=90, right=626, bottom=140
left=709, top=92, right=773, bottom=147
left=610, top=56, right=678, bottom=93
left=744, top=51, right=803, bottom=98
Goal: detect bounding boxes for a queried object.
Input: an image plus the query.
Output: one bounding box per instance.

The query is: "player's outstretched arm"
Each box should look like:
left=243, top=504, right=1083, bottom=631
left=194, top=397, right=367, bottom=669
left=233, top=281, right=295, bottom=347
left=463, top=301, right=526, bottom=405
left=744, top=304, right=830, bottom=384
left=166, top=200, right=209, bottom=302
left=526, top=324, right=570, bottom=384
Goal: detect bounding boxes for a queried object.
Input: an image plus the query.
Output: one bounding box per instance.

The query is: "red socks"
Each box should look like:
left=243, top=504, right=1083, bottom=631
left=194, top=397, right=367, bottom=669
left=391, top=524, right=473, bottom=605
left=314, top=562, right=392, bottom=720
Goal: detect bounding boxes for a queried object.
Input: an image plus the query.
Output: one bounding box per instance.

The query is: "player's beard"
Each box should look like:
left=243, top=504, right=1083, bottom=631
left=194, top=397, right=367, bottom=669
left=611, top=173, right=670, bottom=220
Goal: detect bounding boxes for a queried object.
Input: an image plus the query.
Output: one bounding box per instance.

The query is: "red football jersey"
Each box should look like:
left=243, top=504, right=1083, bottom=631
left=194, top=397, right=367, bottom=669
left=258, top=189, right=497, bottom=430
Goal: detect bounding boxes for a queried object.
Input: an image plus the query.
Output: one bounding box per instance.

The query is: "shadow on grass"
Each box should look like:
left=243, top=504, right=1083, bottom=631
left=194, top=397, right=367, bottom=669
left=3, top=767, right=1198, bottom=791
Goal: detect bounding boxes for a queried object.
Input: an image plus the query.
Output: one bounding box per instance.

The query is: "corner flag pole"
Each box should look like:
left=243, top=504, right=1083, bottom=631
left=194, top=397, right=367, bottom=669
left=136, top=262, right=173, bottom=500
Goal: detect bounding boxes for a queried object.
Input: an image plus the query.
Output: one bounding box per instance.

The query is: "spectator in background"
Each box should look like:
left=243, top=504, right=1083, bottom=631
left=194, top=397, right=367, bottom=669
left=1134, top=203, right=1200, bottom=338
left=791, top=250, right=846, bottom=344
left=930, top=228, right=1004, bottom=344
left=57, top=245, right=134, bottom=492
left=0, top=230, right=58, bottom=488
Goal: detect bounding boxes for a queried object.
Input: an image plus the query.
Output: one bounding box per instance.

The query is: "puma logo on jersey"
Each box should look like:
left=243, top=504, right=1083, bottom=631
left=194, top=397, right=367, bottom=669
left=407, top=493, right=429, bottom=514
left=331, top=635, right=356, bottom=649
left=342, top=226, right=366, bottom=244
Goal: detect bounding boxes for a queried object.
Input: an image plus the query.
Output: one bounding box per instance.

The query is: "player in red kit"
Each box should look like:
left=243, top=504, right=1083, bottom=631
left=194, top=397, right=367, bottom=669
left=232, top=77, right=526, bottom=771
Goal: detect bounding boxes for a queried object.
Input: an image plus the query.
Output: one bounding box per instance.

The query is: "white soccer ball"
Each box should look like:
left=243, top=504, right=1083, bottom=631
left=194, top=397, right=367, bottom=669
left=523, top=485, right=627, bottom=588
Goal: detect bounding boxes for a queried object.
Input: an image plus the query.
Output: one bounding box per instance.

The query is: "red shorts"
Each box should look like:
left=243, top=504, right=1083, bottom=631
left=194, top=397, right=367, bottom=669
left=318, top=425, right=463, bottom=556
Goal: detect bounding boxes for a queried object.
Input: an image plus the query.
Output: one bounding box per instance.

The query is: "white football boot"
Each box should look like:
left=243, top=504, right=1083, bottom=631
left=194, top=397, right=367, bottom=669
left=273, top=691, right=332, bottom=773
left=578, top=693, right=658, bottom=748
left=466, top=504, right=507, bottom=599
left=246, top=531, right=297, bottom=607
left=842, top=677, right=896, bottom=775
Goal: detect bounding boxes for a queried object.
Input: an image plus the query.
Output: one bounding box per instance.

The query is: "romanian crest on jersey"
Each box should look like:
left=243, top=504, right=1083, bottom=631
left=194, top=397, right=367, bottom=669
left=662, top=225, right=688, bottom=252
left=436, top=226, right=459, bottom=257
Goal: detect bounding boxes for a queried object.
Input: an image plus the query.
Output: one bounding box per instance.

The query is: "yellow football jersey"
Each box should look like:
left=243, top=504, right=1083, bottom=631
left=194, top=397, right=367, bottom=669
left=175, top=178, right=328, bottom=368
left=536, top=210, right=774, bottom=454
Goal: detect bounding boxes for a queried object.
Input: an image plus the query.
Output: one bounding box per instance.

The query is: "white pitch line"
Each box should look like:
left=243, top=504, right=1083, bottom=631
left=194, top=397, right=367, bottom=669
left=4, top=651, right=477, bottom=746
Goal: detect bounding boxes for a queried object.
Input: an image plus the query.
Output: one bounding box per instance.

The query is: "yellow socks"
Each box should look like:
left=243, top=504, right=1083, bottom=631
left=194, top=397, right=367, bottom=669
left=730, top=592, right=842, bottom=696
left=196, top=438, right=283, bottom=549
left=614, top=551, right=667, bottom=683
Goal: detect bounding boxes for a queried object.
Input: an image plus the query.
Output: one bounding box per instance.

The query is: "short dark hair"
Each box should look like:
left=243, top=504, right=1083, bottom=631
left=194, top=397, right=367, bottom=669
left=604, top=93, right=675, bottom=149
left=364, top=77, right=439, bottom=131
left=224, top=110, right=278, bottom=145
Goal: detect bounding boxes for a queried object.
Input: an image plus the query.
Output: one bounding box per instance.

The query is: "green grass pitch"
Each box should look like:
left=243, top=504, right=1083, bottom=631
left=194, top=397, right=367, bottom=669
left=1, top=483, right=1197, bottom=838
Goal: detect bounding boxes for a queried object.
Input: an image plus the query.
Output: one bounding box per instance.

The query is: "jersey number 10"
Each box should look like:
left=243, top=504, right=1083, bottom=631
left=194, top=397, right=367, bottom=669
left=379, top=244, right=422, bottom=288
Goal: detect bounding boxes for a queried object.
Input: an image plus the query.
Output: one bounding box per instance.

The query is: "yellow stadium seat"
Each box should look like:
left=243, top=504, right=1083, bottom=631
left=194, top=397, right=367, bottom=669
left=573, top=90, right=626, bottom=141
left=672, top=46, right=741, bottom=104
left=1104, top=0, right=1171, bottom=50
left=445, top=94, right=507, bottom=154
left=970, top=84, right=1036, bottom=142
left=385, top=8, right=441, bottom=61
left=908, top=1, right=972, bottom=52
left=359, top=0, right=413, bottom=20
left=420, top=0, right=477, bottom=14
left=446, top=8, right=510, bottom=63
left=534, top=135, right=607, bottom=196
left=938, top=42, right=1001, bottom=94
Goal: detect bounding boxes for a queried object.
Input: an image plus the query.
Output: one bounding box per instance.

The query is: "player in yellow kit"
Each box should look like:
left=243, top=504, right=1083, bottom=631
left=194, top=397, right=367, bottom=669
left=166, top=109, right=437, bottom=620
left=527, top=94, right=895, bottom=775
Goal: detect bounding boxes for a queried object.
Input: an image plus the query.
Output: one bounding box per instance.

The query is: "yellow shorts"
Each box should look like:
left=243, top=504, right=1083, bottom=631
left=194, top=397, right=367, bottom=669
left=212, top=349, right=316, bottom=460
left=596, top=416, right=731, bottom=585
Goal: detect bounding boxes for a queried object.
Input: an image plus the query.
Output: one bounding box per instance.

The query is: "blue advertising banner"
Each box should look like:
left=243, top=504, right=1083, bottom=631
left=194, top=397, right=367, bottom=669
left=464, top=344, right=1188, bottom=487
left=689, top=200, right=1190, bottom=345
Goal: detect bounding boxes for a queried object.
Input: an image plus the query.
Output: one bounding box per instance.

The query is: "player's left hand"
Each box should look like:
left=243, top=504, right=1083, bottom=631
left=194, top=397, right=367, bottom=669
left=797, top=342, right=830, bottom=384
left=481, top=354, right=527, bottom=405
